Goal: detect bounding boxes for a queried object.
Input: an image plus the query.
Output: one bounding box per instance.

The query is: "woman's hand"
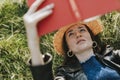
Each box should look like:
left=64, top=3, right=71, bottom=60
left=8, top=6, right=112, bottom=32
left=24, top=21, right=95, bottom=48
left=23, top=0, right=54, bottom=27
left=23, top=0, right=54, bottom=66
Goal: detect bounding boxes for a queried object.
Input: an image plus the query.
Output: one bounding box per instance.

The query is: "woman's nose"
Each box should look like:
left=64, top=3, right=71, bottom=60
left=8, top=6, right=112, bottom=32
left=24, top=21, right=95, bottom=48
left=76, top=31, right=82, bottom=38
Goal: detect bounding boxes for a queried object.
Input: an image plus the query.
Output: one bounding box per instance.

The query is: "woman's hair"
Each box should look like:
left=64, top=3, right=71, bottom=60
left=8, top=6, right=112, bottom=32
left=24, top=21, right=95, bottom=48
left=62, top=24, right=105, bottom=65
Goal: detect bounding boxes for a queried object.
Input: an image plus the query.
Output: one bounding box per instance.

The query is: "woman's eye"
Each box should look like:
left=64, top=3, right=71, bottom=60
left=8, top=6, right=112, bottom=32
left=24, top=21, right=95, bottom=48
left=79, top=29, right=86, bottom=32
left=68, top=33, right=74, bottom=37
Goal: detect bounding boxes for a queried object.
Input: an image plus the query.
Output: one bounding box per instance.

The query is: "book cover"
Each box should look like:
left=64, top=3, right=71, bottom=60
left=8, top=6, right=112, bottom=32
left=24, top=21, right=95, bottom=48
left=27, top=0, right=120, bottom=36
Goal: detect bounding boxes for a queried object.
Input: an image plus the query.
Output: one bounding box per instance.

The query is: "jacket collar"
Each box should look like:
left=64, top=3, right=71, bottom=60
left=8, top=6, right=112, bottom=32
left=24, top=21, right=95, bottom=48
left=61, top=58, right=83, bottom=73
left=101, top=45, right=113, bottom=57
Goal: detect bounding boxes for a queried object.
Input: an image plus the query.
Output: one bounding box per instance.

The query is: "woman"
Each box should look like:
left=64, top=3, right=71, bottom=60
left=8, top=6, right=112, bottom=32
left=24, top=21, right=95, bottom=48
left=23, top=0, right=120, bottom=80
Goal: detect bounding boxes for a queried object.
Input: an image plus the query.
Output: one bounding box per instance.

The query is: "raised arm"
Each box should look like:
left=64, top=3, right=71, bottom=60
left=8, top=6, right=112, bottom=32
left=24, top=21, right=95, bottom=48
left=23, top=0, right=54, bottom=66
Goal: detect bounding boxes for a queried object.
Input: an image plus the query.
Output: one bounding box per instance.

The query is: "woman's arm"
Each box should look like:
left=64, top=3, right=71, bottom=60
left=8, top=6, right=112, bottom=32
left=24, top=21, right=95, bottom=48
left=23, top=0, right=54, bottom=66
left=23, top=0, right=54, bottom=80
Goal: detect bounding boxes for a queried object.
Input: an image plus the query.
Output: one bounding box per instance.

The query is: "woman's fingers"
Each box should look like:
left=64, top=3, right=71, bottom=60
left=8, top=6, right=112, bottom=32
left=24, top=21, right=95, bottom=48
left=32, top=3, right=54, bottom=16
left=23, top=0, right=54, bottom=27
left=34, top=9, right=53, bottom=22
left=27, top=0, right=45, bottom=15
left=37, top=3, right=54, bottom=13
left=31, top=3, right=54, bottom=23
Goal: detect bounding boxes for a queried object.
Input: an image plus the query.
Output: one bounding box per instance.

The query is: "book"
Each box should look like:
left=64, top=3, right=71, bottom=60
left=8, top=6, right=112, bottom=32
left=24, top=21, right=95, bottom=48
left=27, top=0, right=120, bottom=36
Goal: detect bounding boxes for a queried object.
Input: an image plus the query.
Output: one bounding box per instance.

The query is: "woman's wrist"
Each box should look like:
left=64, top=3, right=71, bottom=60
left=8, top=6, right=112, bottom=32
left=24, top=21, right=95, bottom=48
left=25, top=25, right=44, bottom=65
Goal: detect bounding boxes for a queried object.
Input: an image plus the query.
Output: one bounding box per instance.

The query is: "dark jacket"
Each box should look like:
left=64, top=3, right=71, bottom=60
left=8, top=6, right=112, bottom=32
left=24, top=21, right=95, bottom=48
left=29, top=46, right=120, bottom=80
left=29, top=53, right=87, bottom=80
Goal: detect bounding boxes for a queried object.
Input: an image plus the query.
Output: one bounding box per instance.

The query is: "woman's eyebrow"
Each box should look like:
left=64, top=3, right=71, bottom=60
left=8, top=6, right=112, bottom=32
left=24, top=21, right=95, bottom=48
left=78, top=25, right=85, bottom=29
left=67, top=25, right=85, bottom=34
left=77, top=27, right=84, bottom=30
left=67, top=29, right=73, bottom=34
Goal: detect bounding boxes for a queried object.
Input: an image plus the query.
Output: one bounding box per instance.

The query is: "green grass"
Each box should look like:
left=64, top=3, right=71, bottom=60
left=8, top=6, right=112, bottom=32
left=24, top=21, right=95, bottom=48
left=0, top=0, right=33, bottom=80
left=101, top=11, right=120, bottom=49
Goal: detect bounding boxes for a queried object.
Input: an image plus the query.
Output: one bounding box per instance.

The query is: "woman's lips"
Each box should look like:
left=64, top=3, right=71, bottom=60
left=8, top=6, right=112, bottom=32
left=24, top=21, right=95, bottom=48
left=76, top=39, right=85, bottom=44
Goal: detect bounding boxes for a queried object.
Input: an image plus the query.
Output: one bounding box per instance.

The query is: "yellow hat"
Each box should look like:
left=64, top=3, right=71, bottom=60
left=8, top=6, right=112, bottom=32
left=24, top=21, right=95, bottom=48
left=53, top=19, right=103, bottom=55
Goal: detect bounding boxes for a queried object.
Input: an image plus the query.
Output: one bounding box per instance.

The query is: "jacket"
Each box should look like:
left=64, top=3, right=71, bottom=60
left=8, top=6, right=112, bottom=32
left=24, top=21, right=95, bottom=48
left=29, top=46, right=120, bottom=80
left=29, top=53, right=87, bottom=80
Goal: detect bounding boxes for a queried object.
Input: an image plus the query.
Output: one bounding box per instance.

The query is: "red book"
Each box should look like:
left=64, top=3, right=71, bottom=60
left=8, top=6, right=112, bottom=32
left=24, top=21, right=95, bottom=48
left=27, top=0, right=120, bottom=36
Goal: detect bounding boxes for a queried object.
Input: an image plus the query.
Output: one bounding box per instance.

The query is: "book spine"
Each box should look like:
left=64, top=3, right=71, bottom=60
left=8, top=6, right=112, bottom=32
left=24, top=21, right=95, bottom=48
left=69, top=0, right=82, bottom=20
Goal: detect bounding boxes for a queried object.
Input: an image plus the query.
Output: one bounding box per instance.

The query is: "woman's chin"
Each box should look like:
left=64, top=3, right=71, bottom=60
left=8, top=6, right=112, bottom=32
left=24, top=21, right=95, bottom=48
left=75, top=45, right=92, bottom=52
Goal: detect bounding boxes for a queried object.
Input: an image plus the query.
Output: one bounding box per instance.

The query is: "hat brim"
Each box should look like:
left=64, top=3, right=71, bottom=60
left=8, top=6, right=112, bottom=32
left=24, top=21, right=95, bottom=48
left=53, top=19, right=103, bottom=55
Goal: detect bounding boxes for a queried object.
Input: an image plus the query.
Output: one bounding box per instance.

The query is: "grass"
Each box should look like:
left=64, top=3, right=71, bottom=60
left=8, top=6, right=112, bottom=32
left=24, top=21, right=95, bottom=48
left=100, top=11, right=120, bottom=49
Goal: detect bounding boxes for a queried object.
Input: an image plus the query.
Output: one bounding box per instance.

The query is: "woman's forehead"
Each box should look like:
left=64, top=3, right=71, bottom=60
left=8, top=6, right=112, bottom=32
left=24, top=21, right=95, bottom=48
left=66, top=24, right=86, bottom=33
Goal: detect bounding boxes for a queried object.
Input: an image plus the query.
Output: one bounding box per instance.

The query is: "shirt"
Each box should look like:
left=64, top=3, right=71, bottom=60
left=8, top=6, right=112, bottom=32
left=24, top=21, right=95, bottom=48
left=81, top=56, right=120, bottom=80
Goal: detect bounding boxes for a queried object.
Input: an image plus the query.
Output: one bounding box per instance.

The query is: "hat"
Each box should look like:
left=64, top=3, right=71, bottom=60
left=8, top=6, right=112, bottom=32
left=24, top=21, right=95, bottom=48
left=53, top=19, right=103, bottom=55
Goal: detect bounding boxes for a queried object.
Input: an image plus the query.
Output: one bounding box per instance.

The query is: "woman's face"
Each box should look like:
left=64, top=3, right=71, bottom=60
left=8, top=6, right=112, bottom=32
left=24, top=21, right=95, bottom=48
left=65, top=24, right=93, bottom=54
